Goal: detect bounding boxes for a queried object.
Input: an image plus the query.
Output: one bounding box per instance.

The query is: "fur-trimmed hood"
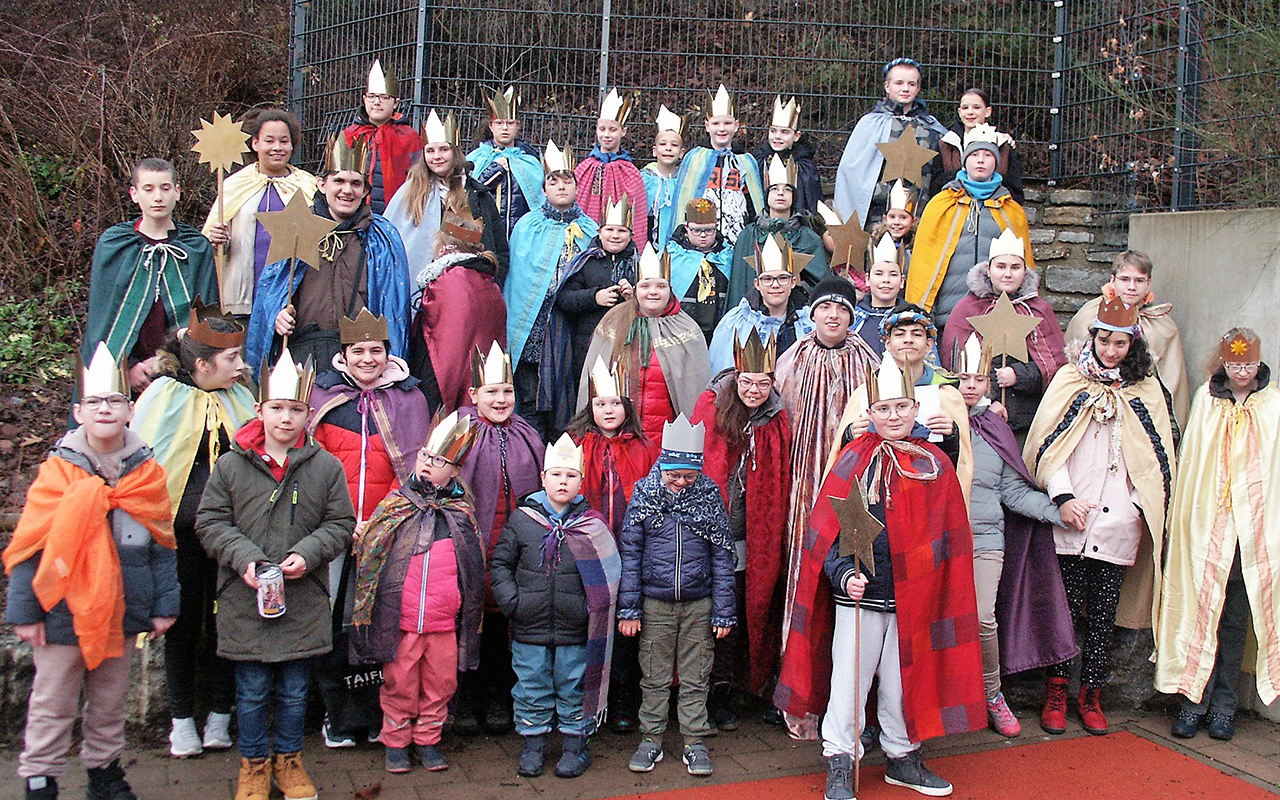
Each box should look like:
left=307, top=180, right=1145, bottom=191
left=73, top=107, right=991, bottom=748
left=965, top=261, right=1040, bottom=301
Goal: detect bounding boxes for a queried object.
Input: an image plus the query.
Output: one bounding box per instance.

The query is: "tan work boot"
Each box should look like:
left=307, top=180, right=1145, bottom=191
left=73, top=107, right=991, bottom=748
left=273, top=752, right=318, bottom=800
left=234, top=757, right=271, bottom=800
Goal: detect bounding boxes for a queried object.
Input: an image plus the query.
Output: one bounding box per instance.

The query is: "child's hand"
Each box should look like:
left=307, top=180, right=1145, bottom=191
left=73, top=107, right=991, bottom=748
left=848, top=414, right=871, bottom=439
left=925, top=414, right=954, bottom=437
left=149, top=617, right=176, bottom=639
left=995, top=366, right=1017, bottom=388
left=280, top=553, right=308, bottom=579
left=243, top=562, right=260, bottom=589
left=207, top=223, right=231, bottom=247
left=1059, top=499, right=1094, bottom=531
left=275, top=304, right=297, bottom=336
left=713, top=625, right=732, bottom=639
left=618, top=619, right=641, bottom=637
left=845, top=573, right=869, bottom=602
left=617, top=279, right=634, bottom=299
left=988, top=401, right=1008, bottom=422
left=595, top=287, right=621, bottom=307
left=14, top=622, right=45, bottom=646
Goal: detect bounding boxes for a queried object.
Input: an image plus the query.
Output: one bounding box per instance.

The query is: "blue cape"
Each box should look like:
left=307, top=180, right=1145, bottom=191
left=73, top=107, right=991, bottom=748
left=707, top=298, right=814, bottom=374
left=833, top=102, right=947, bottom=227
left=503, top=207, right=597, bottom=366
left=658, top=146, right=764, bottom=249
left=468, top=141, right=547, bottom=212
left=667, top=237, right=732, bottom=300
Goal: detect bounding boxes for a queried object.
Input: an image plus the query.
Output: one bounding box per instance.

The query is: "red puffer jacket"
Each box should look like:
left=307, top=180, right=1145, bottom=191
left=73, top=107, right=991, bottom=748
left=634, top=348, right=675, bottom=448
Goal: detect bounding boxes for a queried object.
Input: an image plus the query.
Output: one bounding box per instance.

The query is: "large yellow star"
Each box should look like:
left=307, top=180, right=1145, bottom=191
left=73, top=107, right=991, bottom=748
left=967, top=291, right=1042, bottom=364
left=256, top=192, right=338, bottom=270
left=190, top=112, right=250, bottom=175
left=876, top=125, right=938, bottom=186
left=826, top=221, right=871, bottom=270
left=830, top=486, right=882, bottom=577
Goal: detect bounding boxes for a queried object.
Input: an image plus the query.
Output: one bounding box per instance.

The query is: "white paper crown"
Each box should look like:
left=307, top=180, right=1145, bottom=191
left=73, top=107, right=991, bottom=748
left=871, top=233, right=899, bottom=265
left=260, top=346, right=315, bottom=404
left=888, top=179, right=915, bottom=213
left=81, top=342, right=127, bottom=399
left=661, top=413, right=705, bottom=455
left=471, top=341, right=514, bottom=387
left=544, top=432, right=585, bottom=474
left=866, top=354, right=914, bottom=405
left=542, top=139, right=575, bottom=174
left=637, top=242, right=671, bottom=282
left=988, top=226, right=1026, bottom=262
left=654, top=104, right=685, bottom=135
left=954, top=332, right=993, bottom=376
left=770, top=95, right=800, bottom=129
left=367, top=58, right=397, bottom=97
left=422, top=109, right=459, bottom=147
left=766, top=154, right=796, bottom=188
left=589, top=355, right=623, bottom=398
left=602, top=195, right=634, bottom=229
left=599, top=88, right=635, bottom=125
left=708, top=84, right=735, bottom=119
left=963, top=123, right=1001, bottom=152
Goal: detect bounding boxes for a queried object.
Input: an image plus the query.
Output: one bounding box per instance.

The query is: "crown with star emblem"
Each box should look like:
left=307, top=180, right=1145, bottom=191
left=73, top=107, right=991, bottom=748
left=1220, top=328, right=1261, bottom=364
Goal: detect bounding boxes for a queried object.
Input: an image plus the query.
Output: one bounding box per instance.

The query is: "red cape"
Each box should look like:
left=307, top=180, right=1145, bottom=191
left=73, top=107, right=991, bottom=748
left=345, top=115, right=424, bottom=206
left=418, top=262, right=506, bottom=412
left=693, top=388, right=792, bottom=694
left=577, top=431, right=660, bottom=536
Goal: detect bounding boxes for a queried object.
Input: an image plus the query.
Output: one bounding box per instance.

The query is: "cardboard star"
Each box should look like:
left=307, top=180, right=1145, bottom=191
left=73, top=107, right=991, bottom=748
left=256, top=192, right=338, bottom=270
left=967, top=291, right=1041, bottom=364
left=830, top=486, right=882, bottom=576
left=876, top=125, right=938, bottom=186
left=190, top=112, right=250, bottom=175
left=826, top=221, right=871, bottom=269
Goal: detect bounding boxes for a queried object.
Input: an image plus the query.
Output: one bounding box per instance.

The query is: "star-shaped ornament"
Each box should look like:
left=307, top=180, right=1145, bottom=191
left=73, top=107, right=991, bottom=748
left=191, top=112, right=250, bottom=175
left=876, top=125, right=938, bottom=186
left=830, top=485, right=882, bottom=577
left=1229, top=338, right=1248, bottom=356
left=827, top=221, right=871, bottom=269
left=967, top=291, right=1041, bottom=364
left=256, top=192, right=338, bottom=270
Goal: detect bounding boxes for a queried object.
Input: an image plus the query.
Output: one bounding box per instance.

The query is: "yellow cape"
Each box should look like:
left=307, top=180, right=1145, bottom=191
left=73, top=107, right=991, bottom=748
left=1155, top=381, right=1280, bottom=704
left=200, top=162, right=318, bottom=238
left=1023, top=364, right=1176, bottom=630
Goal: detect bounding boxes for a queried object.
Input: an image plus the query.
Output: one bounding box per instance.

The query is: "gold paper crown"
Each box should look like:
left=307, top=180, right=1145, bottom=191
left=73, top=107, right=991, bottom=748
left=1219, top=328, right=1261, bottom=364
left=258, top=347, right=316, bottom=404
left=887, top=179, right=917, bottom=214
left=654, top=104, right=686, bottom=136
left=707, top=84, right=735, bottom=119
left=486, top=85, right=519, bottom=120
left=962, top=123, right=1001, bottom=153
left=749, top=233, right=812, bottom=278
left=187, top=296, right=245, bottom=349
left=952, top=332, right=993, bottom=375
left=870, top=232, right=901, bottom=266
left=423, top=409, right=478, bottom=464
left=770, top=95, right=800, bottom=130
left=637, top=242, right=672, bottom=282
left=766, top=155, right=797, bottom=189
left=602, top=195, right=634, bottom=229
left=324, top=133, right=371, bottom=174
left=1095, top=285, right=1143, bottom=332
left=733, top=329, right=777, bottom=374
left=542, top=140, right=576, bottom=175
left=471, top=341, right=514, bottom=388
left=599, top=88, right=637, bottom=126
left=79, top=342, right=129, bottom=400
left=441, top=202, right=484, bottom=244
left=588, top=355, right=624, bottom=398
left=367, top=58, right=398, bottom=97
left=422, top=109, right=460, bottom=148
left=340, top=307, right=389, bottom=345
left=865, top=355, right=914, bottom=405
left=987, top=226, right=1026, bottom=262
left=685, top=197, right=717, bottom=225
left=544, top=432, right=585, bottom=473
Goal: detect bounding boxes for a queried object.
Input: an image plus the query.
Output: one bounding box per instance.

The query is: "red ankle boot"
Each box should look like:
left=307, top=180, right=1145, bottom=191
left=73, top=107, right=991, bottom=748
left=1041, top=677, right=1069, bottom=734
left=1078, top=686, right=1108, bottom=735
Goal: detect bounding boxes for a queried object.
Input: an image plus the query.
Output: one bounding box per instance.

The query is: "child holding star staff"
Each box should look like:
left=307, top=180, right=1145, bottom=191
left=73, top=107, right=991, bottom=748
left=191, top=113, right=251, bottom=305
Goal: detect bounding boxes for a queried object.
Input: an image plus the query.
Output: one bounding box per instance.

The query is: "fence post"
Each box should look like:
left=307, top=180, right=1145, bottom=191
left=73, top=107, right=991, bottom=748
left=1172, top=0, right=1201, bottom=211
left=289, top=0, right=307, bottom=124
left=1048, top=0, right=1066, bottom=185
left=598, top=0, right=612, bottom=103
left=412, top=0, right=432, bottom=127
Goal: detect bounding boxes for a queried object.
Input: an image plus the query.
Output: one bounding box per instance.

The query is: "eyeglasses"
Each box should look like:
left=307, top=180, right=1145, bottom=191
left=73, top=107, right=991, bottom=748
left=756, top=274, right=793, bottom=287
left=364, top=93, right=393, bottom=102
left=868, top=401, right=916, bottom=419
left=418, top=451, right=452, bottom=468
left=1224, top=362, right=1259, bottom=373
left=663, top=470, right=700, bottom=486
left=686, top=226, right=717, bottom=236
left=80, top=394, right=128, bottom=410
left=736, top=376, right=774, bottom=392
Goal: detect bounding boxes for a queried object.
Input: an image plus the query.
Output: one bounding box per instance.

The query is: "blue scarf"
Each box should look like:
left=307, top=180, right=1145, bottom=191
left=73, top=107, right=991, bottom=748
left=956, top=169, right=1004, bottom=201
left=590, top=146, right=632, bottom=164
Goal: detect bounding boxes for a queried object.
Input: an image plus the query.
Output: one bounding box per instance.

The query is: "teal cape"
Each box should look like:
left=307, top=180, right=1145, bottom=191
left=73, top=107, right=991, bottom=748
left=642, top=163, right=678, bottom=246
left=658, top=146, right=764, bottom=249
left=468, top=141, right=546, bottom=214
left=708, top=298, right=814, bottom=374
left=667, top=238, right=732, bottom=300
left=503, top=206, right=597, bottom=366
left=726, top=219, right=829, bottom=309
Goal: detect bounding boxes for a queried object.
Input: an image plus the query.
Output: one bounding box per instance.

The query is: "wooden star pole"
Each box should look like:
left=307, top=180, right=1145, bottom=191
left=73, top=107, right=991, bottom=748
left=191, top=113, right=250, bottom=311
left=255, top=192, right=338, bottom=353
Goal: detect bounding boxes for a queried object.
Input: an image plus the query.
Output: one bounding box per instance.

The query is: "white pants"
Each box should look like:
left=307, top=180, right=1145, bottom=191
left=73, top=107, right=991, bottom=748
left=822, top=605, right=916, bottom=760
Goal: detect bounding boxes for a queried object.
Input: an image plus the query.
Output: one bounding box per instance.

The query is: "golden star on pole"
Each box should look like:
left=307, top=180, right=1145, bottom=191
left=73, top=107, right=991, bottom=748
left=830, top=486, right=882, bottom=576
left=190, top=112, right=250, bottom=175
left=827, top=221, right=871, bottom=270
left=256, top=192, right=338, bottom=271
left=876, top=125, right=938, bottom=186
left=966, top=291, right=1042, bottom=363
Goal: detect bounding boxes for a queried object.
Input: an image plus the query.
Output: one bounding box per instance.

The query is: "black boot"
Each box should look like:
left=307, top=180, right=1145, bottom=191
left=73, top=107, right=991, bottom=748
left=609, top=683, right=639, bottom=734
left=484, top=693, right=514, bottom=735
left=25, top=776, right=56, bottom=800
left=86, top=760, right=137, bottom=800
left=555, top=734, right=593, bottom=778
left=452, top=680, right=482, bottom=737
left=517, top=734, right=548, bottom=777
left=709, top=683, right=738, bottom=731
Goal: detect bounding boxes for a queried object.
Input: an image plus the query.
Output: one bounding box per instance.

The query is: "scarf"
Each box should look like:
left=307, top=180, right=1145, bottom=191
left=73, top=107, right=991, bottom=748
left=626, top=463, right=734, bottom=552
left=956, top=169, right=1004, bottom=201
left=589, top=147, right=633, bottom=164
left=1076, top=342, right=1124, bottom=385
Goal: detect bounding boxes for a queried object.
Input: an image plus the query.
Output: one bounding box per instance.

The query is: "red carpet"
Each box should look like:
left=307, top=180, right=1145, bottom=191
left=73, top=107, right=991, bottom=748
left=610, top=731, right=1273, bottom=799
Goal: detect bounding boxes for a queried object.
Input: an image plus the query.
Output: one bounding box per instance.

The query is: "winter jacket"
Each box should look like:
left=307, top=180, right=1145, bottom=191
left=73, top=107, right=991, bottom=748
left=490, top=494, right=592, bottom=646
left=195, top=420, right=355, bottom=662
left=968, top=413, right=1061, bottom=552
left=752, top=137, right=823, bottom=214
left=5, top=432, right=181, bottom=644
left=464, top=176, right=511, bottom=285
left=556, top=239, right=638, bottom=380
left=635, top=347, right=676, bottom=446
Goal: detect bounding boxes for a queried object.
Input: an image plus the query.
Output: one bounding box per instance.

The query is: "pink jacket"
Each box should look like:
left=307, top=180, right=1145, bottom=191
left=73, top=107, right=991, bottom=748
left=1046, top=416, right=1144, bottom=566
left=399, top=538, right=461, bottom=634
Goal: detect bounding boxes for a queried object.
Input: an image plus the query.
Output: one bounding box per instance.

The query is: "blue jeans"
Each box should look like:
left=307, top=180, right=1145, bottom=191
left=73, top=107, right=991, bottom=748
left=510, top=642, right=591, bottom=736
left=235, top=660, right=310, bottom=759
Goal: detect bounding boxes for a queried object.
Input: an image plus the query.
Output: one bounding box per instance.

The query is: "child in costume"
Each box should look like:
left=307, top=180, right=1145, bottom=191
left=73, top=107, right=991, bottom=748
left=130, top=303, right=254, bottom=757
left=576, top=244, right=711, bottom=448
left=833, top=58, right=947, bottom=229
left=7, top=346, right=179, bottom=800
left=343, top=59, right=423, bottom=214
left=575, top=88, right=649, bottom=244
left=867, top=179, right=918, bottom=275
left=618, top=415, right=736, bottom=777
left=939, top=88, right=1024, bottom=204
left=941, top=228, right=1066, bottom=433
left=307, top=308, right=430, bottom=748
left=86, top=158, right=218, bottom=395
left=196, top=348, right=354, bottom=800
left=751, top=96, right=821, bottom=214
left=642, top=105, right=686, bottom=246
left=1157, top=328, right=1280, bottom=742
left=665, top=197, right=734, bottom=342
left=470, top=86, right=546, bottom=239
left=692, top=329, right=792, bottom=730
left=504, top=141, right=598, bottom=440
left=710, top=234, right=815, bottom=373
left=851, top=234, right=906, bottom=359
left=660, top=85, right=764, bottom=249
left=776, top=356, right=985, bottom=800
left=491, top=434, right=622, bottom=779
left=454, top=342, right=545, bottom=735
left=1024, top=292, right=1175, bottom=737
left=728, top=156, right=829, bottom=308
left=349, top=411, right=485, bottom=774
left=205, top=110, right=317, bottom=316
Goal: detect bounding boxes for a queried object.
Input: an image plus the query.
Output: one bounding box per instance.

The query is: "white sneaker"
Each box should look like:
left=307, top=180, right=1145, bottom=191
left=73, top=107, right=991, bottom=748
left=322, top=717, right=356, bottom=748
left=169, top=717, right=203, bottom=758
left=202, top=711, right=234, bottom=750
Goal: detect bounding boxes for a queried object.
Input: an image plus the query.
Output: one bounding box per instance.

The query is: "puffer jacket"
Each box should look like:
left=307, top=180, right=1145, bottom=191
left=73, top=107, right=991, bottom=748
left=556, top=239, right=638, bottom=380
left=968, top=408, right=1061, bottom=552
left=635, top=348, right=675, bottom=447
left=490, top=494, right=592, bottom=646
left=196, top=419, right=355, bottom=662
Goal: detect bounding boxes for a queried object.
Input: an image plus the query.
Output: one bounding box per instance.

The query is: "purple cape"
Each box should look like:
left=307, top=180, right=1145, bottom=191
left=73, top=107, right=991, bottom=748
left=456, top=406, right=545, bottom=554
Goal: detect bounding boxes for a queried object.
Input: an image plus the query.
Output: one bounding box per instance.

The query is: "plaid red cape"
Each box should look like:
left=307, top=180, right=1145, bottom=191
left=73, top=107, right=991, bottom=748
left=773, top=433, right=986, bottom=743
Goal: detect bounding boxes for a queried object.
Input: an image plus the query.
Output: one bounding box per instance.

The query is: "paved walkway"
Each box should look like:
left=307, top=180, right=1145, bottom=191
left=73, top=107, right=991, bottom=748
left=4, top=707, right=1277, bottom=800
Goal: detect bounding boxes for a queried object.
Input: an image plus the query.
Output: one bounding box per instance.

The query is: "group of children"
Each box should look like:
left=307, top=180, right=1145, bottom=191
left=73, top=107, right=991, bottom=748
left=6, top=53, right=1277, bottom=800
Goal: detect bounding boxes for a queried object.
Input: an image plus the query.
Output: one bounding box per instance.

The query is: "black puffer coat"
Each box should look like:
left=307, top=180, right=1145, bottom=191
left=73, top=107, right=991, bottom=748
left=555, top=239, right=638, bottom=380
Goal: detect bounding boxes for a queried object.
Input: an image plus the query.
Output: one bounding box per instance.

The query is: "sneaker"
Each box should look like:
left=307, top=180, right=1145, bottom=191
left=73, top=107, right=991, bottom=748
left=86, top=760, right=138, bottom=800
left=628, top=739, right=664, bottom=773
left=554, top=734, right=592, bottom=779
left=234, top=758, right=271, bottom=800
left=1171, top=707, right=1203, bottom=739
left=860, top=723, right=880, bottom=752
left=202, top=712, right=234, bottom=750
left=384, top=746, right=412, bottom=774
left=1077, top=686, right=1108, bottom=736
left=272, top=753, right=318, bottom=800
left=986, top=692, right=1022, bottom=737
left=322, top=716, right=357, bottom=748
left=1206, top=711, right=1236, bottom=741
left=682, top=742, right=714, bottom=777
left=414, top=744, right=449, bottom=771
left=24, top=776, right=57, bottom=800
left=517, top=734, right=547, bottom=778
left=884, top=750, right=952, bottom=797
left=1041, top=676, right=1069, bottom=734
left=824, top=753, right=855, bottom=800
left=367, top=728, right=382, bottom=745
left=169, top=717, right=204, bottom=758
